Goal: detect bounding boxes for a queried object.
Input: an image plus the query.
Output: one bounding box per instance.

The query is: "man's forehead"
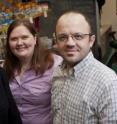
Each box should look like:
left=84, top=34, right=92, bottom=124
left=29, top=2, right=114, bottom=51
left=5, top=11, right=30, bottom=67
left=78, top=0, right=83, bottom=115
left=57, top=13, right=87, bottom=25
left=60, top=13, right=83, bottom=19
left=56, top=13, right=90, bottom=31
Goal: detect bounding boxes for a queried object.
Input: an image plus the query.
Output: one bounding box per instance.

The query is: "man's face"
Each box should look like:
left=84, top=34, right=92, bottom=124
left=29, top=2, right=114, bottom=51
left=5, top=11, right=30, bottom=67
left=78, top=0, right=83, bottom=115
left=56, top=13, right=95, bottom=66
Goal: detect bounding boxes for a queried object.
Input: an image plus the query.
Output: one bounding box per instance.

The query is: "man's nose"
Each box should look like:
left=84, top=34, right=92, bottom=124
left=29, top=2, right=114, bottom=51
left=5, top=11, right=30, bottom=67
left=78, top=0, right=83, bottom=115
left=66, top=35, right=76, bottom=46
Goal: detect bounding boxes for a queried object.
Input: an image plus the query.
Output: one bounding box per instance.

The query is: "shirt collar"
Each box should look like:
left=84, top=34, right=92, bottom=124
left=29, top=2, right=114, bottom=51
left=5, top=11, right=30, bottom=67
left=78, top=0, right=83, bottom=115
left=61, top=51, right=94, bottom=77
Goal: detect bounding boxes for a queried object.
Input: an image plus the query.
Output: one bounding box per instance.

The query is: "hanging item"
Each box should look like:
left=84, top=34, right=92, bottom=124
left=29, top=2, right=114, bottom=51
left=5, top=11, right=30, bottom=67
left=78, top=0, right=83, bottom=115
left=0, top=0, right=49, bottom=33
left=22, top=0, right=30, bottom=2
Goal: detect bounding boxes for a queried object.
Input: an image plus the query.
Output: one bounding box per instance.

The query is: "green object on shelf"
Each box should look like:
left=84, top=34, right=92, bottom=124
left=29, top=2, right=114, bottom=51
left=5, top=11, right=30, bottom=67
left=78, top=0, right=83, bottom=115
left=102, top=40, right=117, bottom=66
left=110, top=40, right=117, bottom=48
left=102, top=47, right=115, bottom=65
left=112, top=63, right=117, bottom=73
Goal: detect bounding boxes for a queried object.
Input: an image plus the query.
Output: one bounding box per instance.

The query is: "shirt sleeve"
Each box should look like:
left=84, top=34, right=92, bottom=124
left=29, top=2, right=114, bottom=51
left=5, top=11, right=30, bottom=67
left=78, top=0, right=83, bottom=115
left=0, top=68, right=22, bottom=124
left=98, top=80, right=117, bottom=123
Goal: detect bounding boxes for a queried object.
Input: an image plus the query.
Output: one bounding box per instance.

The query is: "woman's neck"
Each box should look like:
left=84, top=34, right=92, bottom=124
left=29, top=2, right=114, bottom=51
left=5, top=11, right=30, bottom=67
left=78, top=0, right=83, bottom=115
left=18, top=57, right=31, bottom=75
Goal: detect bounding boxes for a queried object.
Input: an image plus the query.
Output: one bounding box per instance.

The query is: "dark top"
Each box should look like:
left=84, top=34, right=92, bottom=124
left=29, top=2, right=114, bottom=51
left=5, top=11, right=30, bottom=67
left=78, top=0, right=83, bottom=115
left=0, top=68, right=22, bottom=124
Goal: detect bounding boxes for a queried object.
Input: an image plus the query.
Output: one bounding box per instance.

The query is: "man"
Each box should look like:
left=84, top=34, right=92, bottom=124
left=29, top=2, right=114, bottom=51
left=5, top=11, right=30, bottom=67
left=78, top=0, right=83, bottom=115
left=51, top=10, right=117, bottom=124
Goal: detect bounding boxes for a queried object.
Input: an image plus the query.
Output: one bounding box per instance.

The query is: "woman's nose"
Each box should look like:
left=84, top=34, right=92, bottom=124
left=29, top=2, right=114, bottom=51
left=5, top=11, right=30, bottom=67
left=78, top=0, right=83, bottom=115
left=16, top=38, right=23, bottom=45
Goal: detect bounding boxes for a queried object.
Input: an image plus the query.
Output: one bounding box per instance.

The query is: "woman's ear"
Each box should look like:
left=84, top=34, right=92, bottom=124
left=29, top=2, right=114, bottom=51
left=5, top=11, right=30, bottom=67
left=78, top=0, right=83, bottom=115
left=34, top=36, right=37, bottom=45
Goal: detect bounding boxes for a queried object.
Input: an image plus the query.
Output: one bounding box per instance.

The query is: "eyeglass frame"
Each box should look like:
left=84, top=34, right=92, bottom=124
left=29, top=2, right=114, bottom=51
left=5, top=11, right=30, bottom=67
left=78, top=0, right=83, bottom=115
left=55, top=32, right=93, bottom=43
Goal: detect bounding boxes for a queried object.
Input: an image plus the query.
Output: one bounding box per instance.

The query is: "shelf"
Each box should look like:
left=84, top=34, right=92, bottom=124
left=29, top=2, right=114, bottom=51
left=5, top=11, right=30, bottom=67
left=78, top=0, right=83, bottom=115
left=0, top=1, right=49, bottom=32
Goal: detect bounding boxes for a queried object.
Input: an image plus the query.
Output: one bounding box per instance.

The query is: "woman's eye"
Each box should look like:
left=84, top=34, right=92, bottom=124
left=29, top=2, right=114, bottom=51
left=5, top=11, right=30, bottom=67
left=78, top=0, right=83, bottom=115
left=10, top=37, right=17, bottom=41
left=21, top=36, right=28, bottom=40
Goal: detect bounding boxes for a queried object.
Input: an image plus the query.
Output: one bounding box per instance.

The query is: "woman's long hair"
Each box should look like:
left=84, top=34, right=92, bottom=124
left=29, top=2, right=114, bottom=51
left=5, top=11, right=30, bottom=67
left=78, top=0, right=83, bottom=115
left=4, top=19, right=54, bottom=80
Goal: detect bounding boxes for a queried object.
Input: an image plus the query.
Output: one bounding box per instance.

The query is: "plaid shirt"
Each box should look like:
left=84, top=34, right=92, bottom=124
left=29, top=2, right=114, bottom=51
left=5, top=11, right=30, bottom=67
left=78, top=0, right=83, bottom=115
left=51, top=52, right=117, bottom=124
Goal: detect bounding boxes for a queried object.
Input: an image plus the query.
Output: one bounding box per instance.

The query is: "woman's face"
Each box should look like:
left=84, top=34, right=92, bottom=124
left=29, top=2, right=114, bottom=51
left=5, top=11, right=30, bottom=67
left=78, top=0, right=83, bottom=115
left=9, top=25, right=36, bottom=61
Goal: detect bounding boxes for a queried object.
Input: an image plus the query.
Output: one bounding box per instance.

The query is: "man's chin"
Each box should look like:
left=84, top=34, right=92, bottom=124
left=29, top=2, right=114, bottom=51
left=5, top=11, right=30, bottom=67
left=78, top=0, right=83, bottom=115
left=65, top=57, right=79, bottom=63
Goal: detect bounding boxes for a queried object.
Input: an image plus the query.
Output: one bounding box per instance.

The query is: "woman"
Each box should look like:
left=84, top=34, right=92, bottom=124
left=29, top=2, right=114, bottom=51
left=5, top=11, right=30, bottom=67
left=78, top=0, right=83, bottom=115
left=0, top=67, right=22, bottom=124
left=4, top=19, right=61, bottom=124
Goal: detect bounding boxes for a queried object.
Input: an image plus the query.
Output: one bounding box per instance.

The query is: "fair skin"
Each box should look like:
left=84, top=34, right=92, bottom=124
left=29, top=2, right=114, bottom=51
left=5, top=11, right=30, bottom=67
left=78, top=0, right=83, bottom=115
left=9, top=25, right=36, bottom=73
left=56, top=13, right=95, bottom=67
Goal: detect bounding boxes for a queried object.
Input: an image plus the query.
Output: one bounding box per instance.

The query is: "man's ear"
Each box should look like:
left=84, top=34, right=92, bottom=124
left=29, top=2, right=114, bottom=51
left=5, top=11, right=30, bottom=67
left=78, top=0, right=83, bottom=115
left=89, top=35, right=96, bottom=48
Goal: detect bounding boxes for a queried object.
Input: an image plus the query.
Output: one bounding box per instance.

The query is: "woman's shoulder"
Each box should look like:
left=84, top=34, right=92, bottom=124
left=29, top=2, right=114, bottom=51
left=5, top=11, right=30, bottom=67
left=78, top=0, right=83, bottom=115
left=53, top=54, right=63, bottom=68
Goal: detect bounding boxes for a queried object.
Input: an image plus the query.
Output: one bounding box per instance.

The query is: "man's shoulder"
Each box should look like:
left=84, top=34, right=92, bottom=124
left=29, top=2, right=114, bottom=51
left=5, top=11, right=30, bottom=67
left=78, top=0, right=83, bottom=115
left=52, top=65, right=63, bottom=77
left=91, top=59, right=117, bottom=83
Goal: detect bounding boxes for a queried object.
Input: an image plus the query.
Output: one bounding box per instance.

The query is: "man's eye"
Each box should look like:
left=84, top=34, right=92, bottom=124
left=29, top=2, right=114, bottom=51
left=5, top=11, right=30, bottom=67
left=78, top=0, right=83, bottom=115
left=58, top=36, right=67, bottom=41
left=74, top=34, right=83, bottom=40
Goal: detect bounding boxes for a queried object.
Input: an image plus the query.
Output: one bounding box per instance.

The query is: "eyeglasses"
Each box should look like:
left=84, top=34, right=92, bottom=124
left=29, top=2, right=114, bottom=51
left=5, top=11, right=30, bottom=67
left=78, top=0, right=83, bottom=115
left=56, top=33, right=92, bottom=42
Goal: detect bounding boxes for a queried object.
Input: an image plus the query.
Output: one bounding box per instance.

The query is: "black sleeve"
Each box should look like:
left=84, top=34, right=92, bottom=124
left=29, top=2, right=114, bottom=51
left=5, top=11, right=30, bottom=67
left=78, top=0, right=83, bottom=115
left=0, top=68, right=22, bottom=124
